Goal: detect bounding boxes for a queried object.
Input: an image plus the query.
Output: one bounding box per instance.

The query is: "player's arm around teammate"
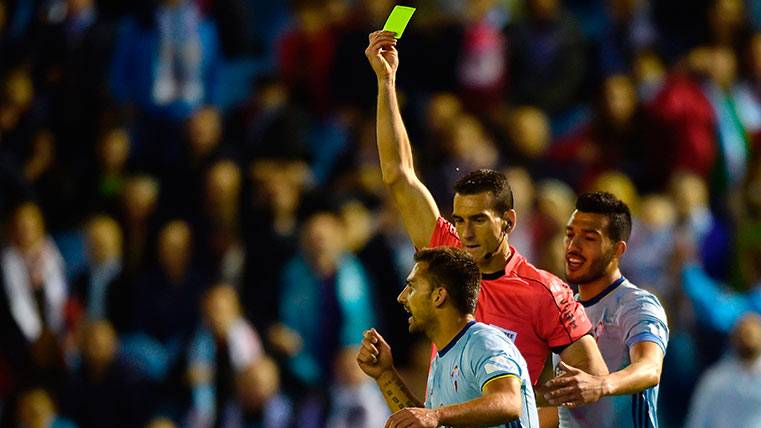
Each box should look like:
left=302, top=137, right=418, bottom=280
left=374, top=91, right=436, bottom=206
left=356, top=328, right=523, bottom=428
left=544, top=341, right=664, bottom=407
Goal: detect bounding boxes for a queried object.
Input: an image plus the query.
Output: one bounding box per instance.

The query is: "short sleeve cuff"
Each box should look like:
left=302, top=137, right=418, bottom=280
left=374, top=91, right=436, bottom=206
left=626, top=331, right=667, bottom=354
left=480, top=373, right=521, bottom=392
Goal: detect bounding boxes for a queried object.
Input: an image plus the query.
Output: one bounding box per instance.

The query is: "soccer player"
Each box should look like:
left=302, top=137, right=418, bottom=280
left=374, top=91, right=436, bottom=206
left=364, top=30, right=607, bottom=400
left=544, top=192, right=669, bottom=428
left=356, top=247, right=539, bottom=427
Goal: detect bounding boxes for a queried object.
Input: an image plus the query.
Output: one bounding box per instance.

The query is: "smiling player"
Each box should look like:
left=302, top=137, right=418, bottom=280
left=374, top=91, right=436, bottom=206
left=545, top=192, right=669, bottom=428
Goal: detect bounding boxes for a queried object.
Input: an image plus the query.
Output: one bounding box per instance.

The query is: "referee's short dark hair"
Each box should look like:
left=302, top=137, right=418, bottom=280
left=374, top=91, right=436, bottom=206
left=454, top=169, right=514, bottom=214
left=414, top=247, right=481, bottom=314
left=576, top=192, right=632, bottom=242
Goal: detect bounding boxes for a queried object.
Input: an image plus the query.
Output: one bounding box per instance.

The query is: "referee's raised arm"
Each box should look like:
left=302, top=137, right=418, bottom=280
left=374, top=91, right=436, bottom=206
left=365, top=30, right=440, bottom=249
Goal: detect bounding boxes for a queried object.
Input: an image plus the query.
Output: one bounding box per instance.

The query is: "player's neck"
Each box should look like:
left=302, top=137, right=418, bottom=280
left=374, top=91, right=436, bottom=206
left=429, top=312, right=476, bottom=352
left=578, top=268, right=623, bottom=302
left=479, top=242, right=511, bottom=276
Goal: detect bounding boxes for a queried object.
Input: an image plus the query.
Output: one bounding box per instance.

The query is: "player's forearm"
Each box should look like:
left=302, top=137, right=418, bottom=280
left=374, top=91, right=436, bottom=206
left=376, top=79, right=415, bottom=185
left=376, top=369, right=423, bottom=412
left=435, top=392, right=521, bottom=426
left=602, top=359, right=661, bottom=396
left=561, top=335, right=609, bottom=376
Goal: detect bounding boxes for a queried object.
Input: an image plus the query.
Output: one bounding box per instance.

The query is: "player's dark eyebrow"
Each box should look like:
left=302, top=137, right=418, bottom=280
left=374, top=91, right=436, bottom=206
left=567, top=223, right=603, bottom=236
left=580, top=228, right=602, bottom=236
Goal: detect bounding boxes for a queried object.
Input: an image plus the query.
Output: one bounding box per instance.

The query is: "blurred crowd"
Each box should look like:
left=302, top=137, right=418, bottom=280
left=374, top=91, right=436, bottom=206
left=1, top=0, right=761, bottom=427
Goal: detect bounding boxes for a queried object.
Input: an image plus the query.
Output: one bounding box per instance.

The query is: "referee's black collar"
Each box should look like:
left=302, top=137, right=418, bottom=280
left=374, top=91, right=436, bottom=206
left=481, top=250, right=516, bottom=281
left=578, top=276, right=626, bottom=307
left=438, top=320, right=477, bottom=357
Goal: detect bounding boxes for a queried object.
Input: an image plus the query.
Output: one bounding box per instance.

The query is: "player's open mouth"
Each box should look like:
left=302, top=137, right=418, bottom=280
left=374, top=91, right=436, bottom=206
left=566, top=255, right=585, bottom=270
left=403, top=306, right=413, bottom=323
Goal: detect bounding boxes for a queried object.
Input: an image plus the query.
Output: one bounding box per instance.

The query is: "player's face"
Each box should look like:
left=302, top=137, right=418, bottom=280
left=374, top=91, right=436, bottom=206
left=398, top=263, right=436, bottom=334
left=452, top=192, right=508, bottom=262
left=564, top=211, right=617, bottom=284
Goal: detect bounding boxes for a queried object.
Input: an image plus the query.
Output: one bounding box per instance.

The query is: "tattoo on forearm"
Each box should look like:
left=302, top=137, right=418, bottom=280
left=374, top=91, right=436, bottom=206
left=381, top=376, right=417, bottom=410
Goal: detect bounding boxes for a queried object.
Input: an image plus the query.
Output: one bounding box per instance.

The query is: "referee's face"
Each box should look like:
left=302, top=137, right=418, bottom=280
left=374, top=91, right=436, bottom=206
left=564, top=211, right=617, bottom=284
left=452, top=192, right=508, bottom=263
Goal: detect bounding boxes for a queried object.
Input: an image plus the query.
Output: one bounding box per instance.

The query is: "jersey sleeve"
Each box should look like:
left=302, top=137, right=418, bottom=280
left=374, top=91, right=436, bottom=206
left=537, top=277, right=593, bottom=351
left=620, top=292, right=669, bottom=354
left=469, top=330, right=524, bottom=391
left=427, top=217, right=462, bottom=249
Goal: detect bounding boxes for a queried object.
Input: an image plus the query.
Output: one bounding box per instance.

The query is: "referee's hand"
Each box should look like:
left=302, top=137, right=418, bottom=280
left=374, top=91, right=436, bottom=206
left=356, top=328, right=394, bottom=379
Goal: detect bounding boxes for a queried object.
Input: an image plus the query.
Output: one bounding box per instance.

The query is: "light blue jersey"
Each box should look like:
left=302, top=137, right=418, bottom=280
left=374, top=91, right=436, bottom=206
left=426, top=321, right=539, bottom=428
left=558, top=277, right=669, bottom=428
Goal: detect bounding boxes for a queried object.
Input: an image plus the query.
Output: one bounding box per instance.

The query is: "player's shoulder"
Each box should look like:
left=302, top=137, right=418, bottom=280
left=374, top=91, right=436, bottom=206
left=616, top=280, right=665, bottom=310
left=612, top=279, right=668, bottom=323
left=468, top=323, right=519, bottom=351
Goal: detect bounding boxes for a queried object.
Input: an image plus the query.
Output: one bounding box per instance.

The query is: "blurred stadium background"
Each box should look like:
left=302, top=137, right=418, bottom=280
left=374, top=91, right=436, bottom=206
left=1, top=0, right=761, bottom=426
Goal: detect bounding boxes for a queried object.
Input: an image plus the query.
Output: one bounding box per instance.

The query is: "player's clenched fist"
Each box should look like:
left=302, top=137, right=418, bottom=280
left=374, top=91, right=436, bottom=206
left=365, top=31, right=399, bottom=81
left=355, top=328, right=394, bottom=379
left=385, top=407, right=440, bottom=428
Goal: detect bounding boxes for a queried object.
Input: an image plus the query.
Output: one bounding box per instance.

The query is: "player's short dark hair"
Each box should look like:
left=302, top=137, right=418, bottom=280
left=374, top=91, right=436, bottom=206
left=454, top=169, right=514, bottom=213
left=576, top=192, right=632, bottom=242
left=414, top=247, right=481, bottom=314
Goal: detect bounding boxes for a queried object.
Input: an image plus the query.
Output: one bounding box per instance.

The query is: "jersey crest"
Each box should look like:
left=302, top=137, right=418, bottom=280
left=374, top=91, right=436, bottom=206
left=450, top=365, right=460, bottom=392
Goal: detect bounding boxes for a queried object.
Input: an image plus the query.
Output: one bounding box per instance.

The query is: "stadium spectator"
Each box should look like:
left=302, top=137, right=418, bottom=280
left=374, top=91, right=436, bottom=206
left=551, top=75, right=656, bottom=191
left=118, top=175, right=160, bottom=279
left=33, top=0, right=116, bottom=173
left=241, top=154, right=309, bottom=331
left=685, top=313, right=761, bottom=428
left=186, top=284, right=262, bottom=428
left=0, top=202, right=69, bottom=388
left=229, top=355, right=293, bottom=428
left=621, top=193, right=678, bottom=297
left=122, top=220, right=204, bottom=384
left=109, top=0, right=220, bottom=121
left=270, top=210, right=375, bottom=426
left=193, top=160, right=245, bottom=287
left=277, top=0, right=337, bottom=115
left=70, top=215, right=130, bottom=332
left=87, top=126, right=131, bottom=216
left=506, top=0, right=587, bottom=115
left=161, top=106, right=226, bottom=216
left=59, top=320, right=147, bottom=428
left=494, top=106, right=552, bottom=179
